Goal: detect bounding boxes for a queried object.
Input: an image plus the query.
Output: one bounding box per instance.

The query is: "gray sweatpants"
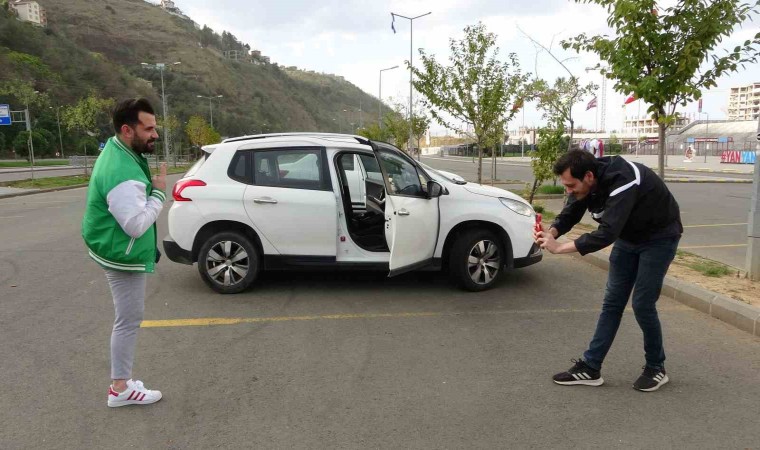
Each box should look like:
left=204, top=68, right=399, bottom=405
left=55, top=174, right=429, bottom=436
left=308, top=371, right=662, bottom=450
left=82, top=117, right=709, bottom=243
left=104, top=270, right=146, bottom=380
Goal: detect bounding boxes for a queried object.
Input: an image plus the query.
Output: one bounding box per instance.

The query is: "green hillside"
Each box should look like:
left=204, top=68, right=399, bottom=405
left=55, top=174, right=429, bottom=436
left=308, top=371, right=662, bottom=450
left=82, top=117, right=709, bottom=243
left=0, top=0, right=383, bottom=157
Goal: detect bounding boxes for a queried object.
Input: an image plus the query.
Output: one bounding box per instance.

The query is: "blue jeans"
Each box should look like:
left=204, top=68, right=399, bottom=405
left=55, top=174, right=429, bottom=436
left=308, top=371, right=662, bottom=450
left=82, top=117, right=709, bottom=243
left=583, top=236, right=680, bottom=371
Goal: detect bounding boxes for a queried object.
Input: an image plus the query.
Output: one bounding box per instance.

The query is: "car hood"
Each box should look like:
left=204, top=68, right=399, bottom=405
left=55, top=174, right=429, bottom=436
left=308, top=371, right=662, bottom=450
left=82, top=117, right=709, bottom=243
left=463, top=183, right=524, bottom=202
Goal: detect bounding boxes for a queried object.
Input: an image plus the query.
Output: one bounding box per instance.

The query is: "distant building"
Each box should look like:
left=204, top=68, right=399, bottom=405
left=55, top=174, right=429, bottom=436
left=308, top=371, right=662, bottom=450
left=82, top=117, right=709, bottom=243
left=623, top=116, right=690, bottom=135
left=728, top=82, right=760, bottom=121
left=8, top=0, right=47, bottom=26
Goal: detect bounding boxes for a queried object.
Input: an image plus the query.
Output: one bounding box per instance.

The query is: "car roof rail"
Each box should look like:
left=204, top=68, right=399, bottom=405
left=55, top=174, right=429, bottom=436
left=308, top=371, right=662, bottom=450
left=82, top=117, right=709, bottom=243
left=222, top=132, right=371, bottom=146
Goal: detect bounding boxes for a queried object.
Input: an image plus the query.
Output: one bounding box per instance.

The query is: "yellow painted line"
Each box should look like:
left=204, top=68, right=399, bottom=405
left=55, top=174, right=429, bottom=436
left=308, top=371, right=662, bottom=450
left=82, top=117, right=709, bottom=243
left=140, top=307, right=688, bottom=329
left=683, top=223, right=747, bottom=228
left=680, top=244, right=747, bottom=249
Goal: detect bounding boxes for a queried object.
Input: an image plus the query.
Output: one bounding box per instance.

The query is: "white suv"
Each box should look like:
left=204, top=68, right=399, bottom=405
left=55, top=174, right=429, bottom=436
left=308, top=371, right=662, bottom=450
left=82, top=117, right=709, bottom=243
left=163, top=133, right=542, bottom=294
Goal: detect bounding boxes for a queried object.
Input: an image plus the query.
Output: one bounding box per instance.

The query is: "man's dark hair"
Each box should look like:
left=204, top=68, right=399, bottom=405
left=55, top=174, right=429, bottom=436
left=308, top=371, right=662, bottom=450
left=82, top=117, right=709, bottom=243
left=553, top=150, right=598, bottom=180
left=112, top=98, right=155, bottom=134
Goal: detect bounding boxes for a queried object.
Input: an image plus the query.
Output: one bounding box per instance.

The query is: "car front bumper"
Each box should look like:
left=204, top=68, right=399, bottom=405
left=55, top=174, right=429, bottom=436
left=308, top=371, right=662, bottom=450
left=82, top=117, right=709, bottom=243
left=513, top=243, right=542, bottom=268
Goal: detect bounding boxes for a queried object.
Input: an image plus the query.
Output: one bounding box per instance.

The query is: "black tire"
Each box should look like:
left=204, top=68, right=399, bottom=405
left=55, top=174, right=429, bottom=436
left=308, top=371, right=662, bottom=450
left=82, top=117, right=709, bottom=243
left=448, top=228, right=506, bottom=292
left=197, top=231, right=260, bottom=294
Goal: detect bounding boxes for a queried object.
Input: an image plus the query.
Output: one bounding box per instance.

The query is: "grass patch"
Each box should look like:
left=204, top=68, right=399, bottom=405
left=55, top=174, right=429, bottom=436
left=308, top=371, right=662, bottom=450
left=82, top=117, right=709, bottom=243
left=0, top=160, right=69, bottom=168
left=2, top=165, right=189, bottom=190
left=531, top=203, right=557, bottom=221
left=537, top=184, right=565, bottom=195
left=685, top=260, right=732, bottom=278
left=4, top=175, right=90, bottom=189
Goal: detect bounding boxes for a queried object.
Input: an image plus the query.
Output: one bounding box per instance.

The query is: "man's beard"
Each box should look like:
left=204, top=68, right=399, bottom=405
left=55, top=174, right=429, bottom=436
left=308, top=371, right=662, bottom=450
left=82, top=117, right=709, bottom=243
left=133, top=137, right=156, bottom=154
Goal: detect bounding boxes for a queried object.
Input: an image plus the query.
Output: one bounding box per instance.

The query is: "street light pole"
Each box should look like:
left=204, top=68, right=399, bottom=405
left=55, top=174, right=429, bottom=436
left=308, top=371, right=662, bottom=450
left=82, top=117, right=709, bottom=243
left=142, top=61, right=180, bottom=162
left=747, top=111, right=760, bottom=280
left=51, top=106, right=64, bottom=158
left=379, top=65, right=399, bottom=129
left=392, top=11, right=431, bottom=156
left=197, top=94, right=223, bottom=129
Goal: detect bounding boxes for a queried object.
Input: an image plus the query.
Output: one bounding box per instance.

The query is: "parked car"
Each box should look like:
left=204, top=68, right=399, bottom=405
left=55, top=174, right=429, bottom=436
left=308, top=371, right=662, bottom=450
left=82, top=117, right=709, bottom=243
left=163, top=133, right=542, bottom=294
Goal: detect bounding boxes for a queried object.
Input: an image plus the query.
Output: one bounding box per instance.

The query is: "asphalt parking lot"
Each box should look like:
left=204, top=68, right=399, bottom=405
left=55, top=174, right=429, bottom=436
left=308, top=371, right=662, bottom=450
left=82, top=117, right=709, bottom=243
left=2, top=181, right=760, bottom=448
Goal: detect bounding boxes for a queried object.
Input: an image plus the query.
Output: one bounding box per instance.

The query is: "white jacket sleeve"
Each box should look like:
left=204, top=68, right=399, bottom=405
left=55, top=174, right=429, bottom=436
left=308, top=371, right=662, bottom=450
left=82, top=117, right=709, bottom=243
left=106, top=180, right=166, bottom=239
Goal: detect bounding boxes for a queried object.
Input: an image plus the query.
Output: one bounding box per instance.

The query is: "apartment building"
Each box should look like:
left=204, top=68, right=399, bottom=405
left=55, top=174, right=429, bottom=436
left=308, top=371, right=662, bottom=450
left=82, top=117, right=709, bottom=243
left=8, top=0, right=47, bottom=26
left=728, top=82, right=760, bottom=121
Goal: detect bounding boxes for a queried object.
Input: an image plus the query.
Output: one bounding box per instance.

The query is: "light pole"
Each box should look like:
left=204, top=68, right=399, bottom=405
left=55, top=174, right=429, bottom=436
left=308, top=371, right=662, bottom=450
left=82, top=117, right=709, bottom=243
left=197, top=94, right=223, bottom=128
left=141, top=61, right=180, bottom=162
left=699, top=111, right=709, bottom=163
left=391, top=11, right=431, bottom=154
left=747, top=110, right=760, bottom=279
left=50, top=106, right=64, bottom=159
left=379, top=65, right=399, bottom=129
left=26, top=91, right=39, bottom=180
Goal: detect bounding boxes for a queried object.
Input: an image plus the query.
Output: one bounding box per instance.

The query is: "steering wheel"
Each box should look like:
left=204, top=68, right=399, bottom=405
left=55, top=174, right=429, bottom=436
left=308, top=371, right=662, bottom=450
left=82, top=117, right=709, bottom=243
left=399, top=184, right=420, bottom=196
left=366, top=189, right=386, bottom=215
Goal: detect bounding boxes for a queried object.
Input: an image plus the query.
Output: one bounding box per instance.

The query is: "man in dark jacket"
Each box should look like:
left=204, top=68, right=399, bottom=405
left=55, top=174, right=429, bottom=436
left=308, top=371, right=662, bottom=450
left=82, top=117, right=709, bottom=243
left=535, top=150, right=682, bottom=392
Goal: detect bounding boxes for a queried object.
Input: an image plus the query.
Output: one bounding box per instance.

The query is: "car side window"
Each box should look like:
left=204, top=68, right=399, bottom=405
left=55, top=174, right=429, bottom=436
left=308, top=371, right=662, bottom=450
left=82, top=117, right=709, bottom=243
left=253, top=148, right=328, bottom=190
left=228, top=150, right=251, bottom=184
left=377, top=150, right=426, bottom=197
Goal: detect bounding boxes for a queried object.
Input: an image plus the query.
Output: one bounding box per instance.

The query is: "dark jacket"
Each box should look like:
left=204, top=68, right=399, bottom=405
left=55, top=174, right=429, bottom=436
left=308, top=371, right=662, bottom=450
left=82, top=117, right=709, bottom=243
left=551, top=156, right=682, bottom=255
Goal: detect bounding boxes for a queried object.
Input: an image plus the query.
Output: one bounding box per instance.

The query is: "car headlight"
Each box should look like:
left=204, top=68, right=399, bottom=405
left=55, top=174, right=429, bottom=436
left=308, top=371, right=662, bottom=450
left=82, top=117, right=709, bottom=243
left=499, top=198, right=534, bottom=217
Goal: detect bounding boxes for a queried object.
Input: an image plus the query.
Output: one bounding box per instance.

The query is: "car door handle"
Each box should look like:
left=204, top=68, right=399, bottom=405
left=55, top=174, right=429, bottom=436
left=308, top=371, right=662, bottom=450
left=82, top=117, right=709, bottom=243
left=397, top=209, right=410, bottom=216
left=253, top=197, right=278, bottom=204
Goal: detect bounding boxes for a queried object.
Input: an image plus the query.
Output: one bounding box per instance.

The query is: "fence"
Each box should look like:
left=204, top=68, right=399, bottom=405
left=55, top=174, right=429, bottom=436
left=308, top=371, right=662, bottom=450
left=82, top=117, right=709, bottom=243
left=440, top=143, right=536, bottom=158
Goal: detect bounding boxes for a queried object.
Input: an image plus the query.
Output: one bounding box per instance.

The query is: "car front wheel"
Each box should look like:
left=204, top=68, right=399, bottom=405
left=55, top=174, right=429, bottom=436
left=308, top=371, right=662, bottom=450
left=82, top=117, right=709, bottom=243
left=449, top=229, right=505, bottom=292
left=197, top=231, right=260, bottom=294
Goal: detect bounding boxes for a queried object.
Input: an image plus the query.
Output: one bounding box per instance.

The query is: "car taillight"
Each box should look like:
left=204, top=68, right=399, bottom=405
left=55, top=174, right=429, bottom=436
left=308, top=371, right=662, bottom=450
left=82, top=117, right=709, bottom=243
left=172, top=179, right=206, bottom=202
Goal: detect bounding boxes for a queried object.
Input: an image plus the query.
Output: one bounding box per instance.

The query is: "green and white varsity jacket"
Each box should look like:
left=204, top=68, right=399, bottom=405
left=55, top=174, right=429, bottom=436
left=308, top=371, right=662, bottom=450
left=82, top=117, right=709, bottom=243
left=81, top=136, right=166, bottom=273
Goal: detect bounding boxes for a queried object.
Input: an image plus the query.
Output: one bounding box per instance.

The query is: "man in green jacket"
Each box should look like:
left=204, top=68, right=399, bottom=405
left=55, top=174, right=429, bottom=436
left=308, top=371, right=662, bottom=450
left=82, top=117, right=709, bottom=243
left=82, top=98, right=166, bottom=407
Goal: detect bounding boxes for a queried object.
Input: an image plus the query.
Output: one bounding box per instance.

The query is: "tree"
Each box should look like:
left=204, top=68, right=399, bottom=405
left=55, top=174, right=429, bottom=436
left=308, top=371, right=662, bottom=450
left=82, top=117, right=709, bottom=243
left=62, top=94, right=114, bottom=158
left=411, top=23, right=529, bottom=184
left=185, top=115, right=220, bottom=149
left=563, top=0, right=760, bottom=178
left=12, top=131, right=48, bottom=160
left=0, top=132, right=6, bottom=153
left=528, top=77, right=596, bottom=151
left=529, top=121, right=566, bottom=204
left=357, top=122, right=390, bottom=142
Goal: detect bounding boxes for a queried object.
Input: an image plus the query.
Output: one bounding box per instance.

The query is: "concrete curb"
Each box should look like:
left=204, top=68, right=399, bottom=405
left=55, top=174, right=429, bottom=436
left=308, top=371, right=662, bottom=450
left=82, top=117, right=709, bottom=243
left=0, top=184, right=89, bottom=200
left=578, top=250, right=760, bottom=337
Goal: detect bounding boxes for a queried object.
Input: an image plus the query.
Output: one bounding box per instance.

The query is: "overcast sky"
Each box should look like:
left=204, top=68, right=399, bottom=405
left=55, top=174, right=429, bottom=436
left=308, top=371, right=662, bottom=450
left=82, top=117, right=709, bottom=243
left=165, top=0, right=759, bottom=134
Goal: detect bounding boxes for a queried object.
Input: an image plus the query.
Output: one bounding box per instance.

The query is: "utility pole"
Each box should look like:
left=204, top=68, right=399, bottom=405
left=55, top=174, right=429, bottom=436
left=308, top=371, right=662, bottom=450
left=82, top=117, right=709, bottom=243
left=25, top=102, right=35, bottom=181
left=747, top=111, right=760, bottom=280
left=197, top=94, right=223, bottom=128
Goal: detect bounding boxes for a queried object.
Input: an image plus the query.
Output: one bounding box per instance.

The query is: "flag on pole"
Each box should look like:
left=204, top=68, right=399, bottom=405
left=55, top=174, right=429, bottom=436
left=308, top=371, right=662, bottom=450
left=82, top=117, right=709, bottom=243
left=586, top=97, right=598, bottom=111
left=391, top=13, right=396, bottom=33
left=511, top=97, right=524, bottom=113
left=623, top=94, right=636, bottom=106
left=698, top=98, right=703, bottom=113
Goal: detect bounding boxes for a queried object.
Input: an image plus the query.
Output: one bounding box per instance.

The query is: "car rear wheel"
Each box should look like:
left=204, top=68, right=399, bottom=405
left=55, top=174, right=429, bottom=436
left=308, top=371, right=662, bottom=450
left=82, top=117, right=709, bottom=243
left=197, top=231, right=260, bottom=294
left=449, top=229, right=505, bottom=292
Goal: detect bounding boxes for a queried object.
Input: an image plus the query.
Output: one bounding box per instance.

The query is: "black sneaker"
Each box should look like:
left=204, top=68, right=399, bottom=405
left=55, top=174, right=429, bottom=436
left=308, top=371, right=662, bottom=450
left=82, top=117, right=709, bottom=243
left=553, top=359, right=604, bottom=386
left=633, top=366, right=669, bottom=392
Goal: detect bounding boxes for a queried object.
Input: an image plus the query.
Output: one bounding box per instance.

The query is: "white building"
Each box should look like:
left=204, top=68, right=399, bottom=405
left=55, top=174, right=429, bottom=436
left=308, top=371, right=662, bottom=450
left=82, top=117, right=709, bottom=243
left=623, top=116, right=690, bottom=135
left=9, top=0, right=46, bottom=26
left=728, top=82, right=760, bottom=121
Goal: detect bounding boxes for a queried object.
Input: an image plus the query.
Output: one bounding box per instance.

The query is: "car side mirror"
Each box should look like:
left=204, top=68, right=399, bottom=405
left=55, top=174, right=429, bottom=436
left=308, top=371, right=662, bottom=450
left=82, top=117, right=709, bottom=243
left=427, top=180, right=446, bottom=198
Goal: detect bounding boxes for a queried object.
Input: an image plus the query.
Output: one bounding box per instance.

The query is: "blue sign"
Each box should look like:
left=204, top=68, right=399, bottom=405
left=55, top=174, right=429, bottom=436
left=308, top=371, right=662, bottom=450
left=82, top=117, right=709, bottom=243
left=0, top=104, right=10, bottom=126
left=686, top=137, right=695, bottom=143
left=740, top=151, right=756, bottom=165
left=718, top=137, right=728, bottom=143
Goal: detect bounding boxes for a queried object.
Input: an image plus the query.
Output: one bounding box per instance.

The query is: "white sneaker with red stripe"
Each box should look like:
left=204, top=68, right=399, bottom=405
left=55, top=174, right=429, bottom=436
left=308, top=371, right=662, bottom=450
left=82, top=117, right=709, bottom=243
left=107, top=379, right=162, bottom=407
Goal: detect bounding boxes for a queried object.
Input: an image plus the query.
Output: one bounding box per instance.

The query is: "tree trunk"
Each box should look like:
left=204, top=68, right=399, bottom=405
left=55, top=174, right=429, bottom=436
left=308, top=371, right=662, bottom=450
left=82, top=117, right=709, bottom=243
left=529, top=178, right=540, bottom=205
left=658, top=122, right=666, bottom=179
left=477, top=142, right=483, bottom=184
